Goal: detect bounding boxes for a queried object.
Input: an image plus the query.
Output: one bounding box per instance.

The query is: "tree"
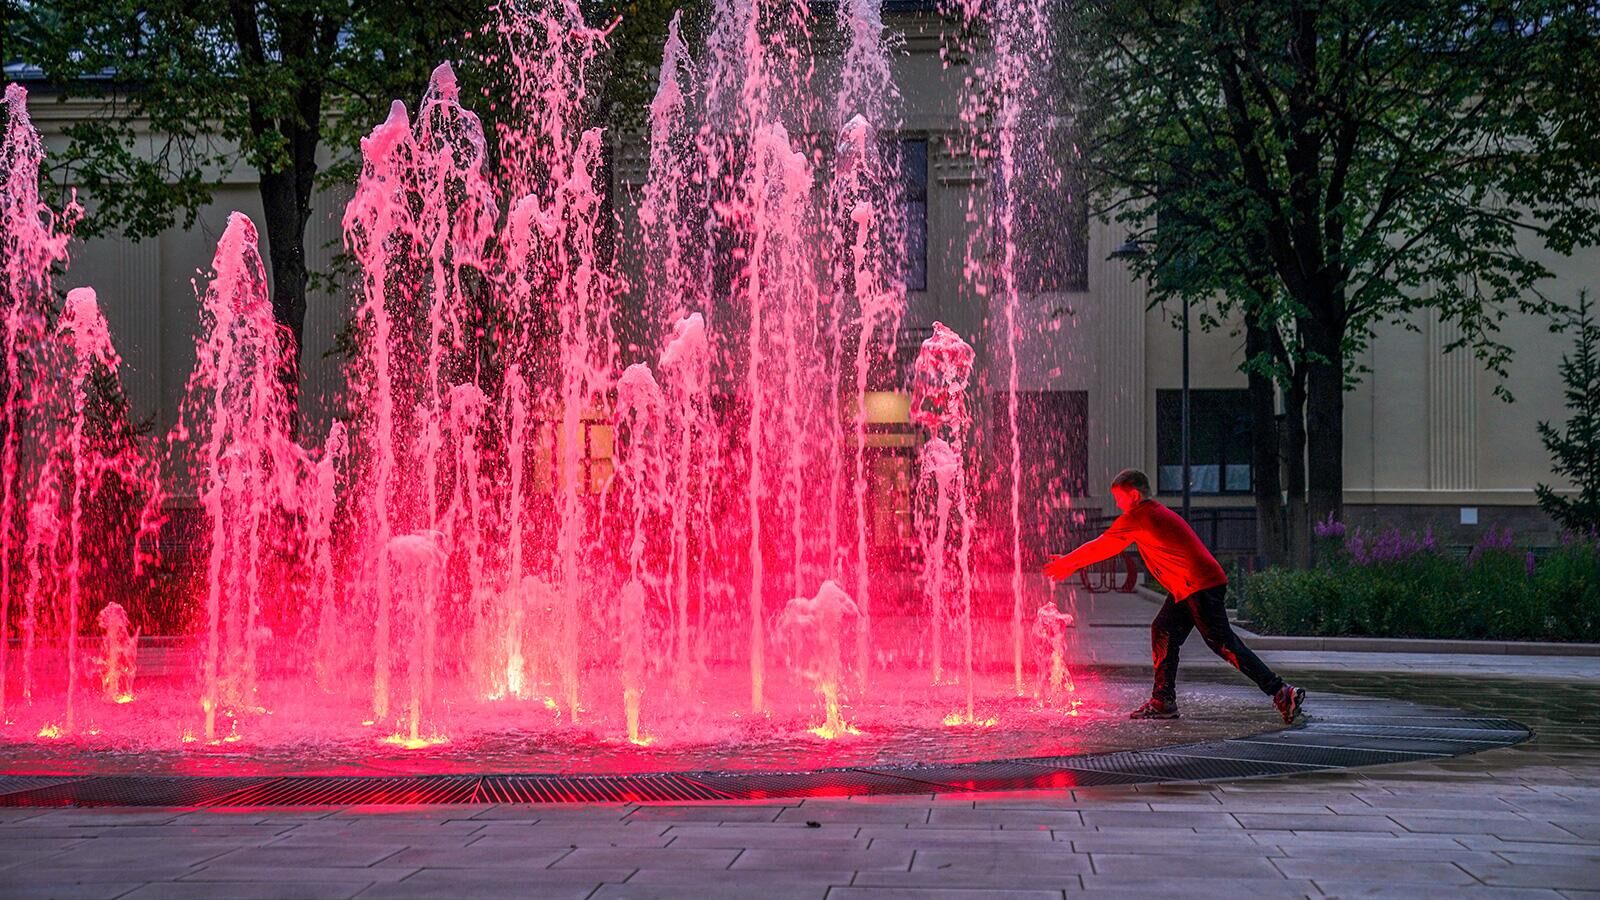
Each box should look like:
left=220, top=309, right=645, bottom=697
left=1065, top=0, right=1600, bottom=562
left=1537, top=291, right=1600, bottom=533
left=11, top=0, right=693, bottom=416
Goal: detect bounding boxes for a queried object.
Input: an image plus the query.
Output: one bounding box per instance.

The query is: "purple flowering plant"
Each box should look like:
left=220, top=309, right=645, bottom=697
left=1340, top=524, right=1439, bottom=566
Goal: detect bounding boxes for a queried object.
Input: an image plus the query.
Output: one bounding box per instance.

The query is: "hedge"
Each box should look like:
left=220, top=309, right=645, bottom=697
left=1236, top=525, right=1600, bottom=642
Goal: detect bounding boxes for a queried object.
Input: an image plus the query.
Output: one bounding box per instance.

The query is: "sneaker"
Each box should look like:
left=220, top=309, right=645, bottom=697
left=1273, top=684, right=1306, bottom=724
left=1128, top=698, right=1180, bottom=719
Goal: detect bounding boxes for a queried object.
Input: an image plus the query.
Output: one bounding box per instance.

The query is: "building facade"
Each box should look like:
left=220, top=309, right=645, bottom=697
left=11, top=10, right=1598, bottom=561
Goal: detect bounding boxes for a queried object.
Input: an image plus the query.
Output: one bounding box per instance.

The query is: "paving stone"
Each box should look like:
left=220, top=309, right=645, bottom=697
left=34, top=839, right=243, bottom=869
left=1078, top=810, right=1245, bottom=830
left=468, top=826, right=675, bottom=848
left=626, top=867, right=847, bottom=887
left=121, top=882, right=372, bottom=899
left=593, top=883, right=831, bottom=900
left=819, top=883, right=1068, bottom=890
left=282, top=819, right=485, bottom=837
left=1456, top=836, right=1600, bottom=856
left=1088, top=851, right=1283, bottom=879
left=3, top=864, right=202, bottom=883
left=1076, top=874, right=1319, bottom=898
left=1491, top=851, right=1600, bottom=867
left=1271, top=856, right=1478, bottom=883
left=1464, top=862, right=1600, bottom=890
left=382, top=845, right=572, bottom=867
left=203, top=843, right=408, bottom=868
left=1345, top=793, right=1526, bottom=812
left=627, top=805, right=789, bottom=823
left=551, top=847, right=739, bottom=869
left=665, top=824, right=867, bottom=850
left=730, top=847, right=913, bottom=871
left=601, top=870, right=846, bottom=899
left=1231, top=812, right=1402, bottom=832
left=0, top=883, right=147, bottom=900
left=862, top=826, right=1057, bottom=847
left=1304, top=883, right=1563, bottom=899
left=1547, top=820, right=1600, bottom=840
left=0, top=837, right=88, bottom=868
left=927, top=808, right=1085, bottom=828
left=910, top=847, right=1092, bottom=876
left=1059, top=825, right=1262, bottom=847
left=1389, top=815, right=1587, bottom=841
left=28, top=811, right=187, bottom=827
left=849, top=870, right=1083, bottom=891
left=176, top=865, right=419, bottom=883
left=79, top=825, right=293, bottom=842
left=775, top=806, right=931, bottom=825
left=356, top=874, right=608, bottom=900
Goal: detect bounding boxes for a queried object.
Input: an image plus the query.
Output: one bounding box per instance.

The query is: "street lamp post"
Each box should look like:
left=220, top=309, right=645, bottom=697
left=1110, top=237, right=1190, bottom=522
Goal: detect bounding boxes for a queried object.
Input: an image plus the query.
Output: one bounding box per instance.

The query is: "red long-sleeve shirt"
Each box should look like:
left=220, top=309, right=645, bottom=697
left=1059, top=499, right=1227, bottom=599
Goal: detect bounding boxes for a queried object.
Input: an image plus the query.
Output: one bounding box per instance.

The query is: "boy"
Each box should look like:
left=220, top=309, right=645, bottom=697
left=1043, top=469, right=1305, bottom=722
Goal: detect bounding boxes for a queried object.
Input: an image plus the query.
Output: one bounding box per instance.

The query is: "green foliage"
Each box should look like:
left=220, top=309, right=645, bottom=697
left=1536, top=291, right=1600, bottom=533
left=1066, top=0, right=1600, bottom=393
left=13, top=0, right=475, bottom=239
left=13, top=1, right=699, bottom=239
left=1240, top=544, right=1600, bottom=642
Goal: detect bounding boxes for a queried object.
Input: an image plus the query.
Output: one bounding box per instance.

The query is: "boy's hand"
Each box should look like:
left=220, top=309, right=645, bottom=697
left=1042, top=556, right=1075, bottom=582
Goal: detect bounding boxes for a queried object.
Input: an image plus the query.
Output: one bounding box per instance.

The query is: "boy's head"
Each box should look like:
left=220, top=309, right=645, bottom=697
left=1110, top=468, right=1150, bottom=513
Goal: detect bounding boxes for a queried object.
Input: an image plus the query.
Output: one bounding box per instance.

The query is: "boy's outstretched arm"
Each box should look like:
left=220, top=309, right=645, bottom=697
left=1042, top=530, right=1133, bottom=582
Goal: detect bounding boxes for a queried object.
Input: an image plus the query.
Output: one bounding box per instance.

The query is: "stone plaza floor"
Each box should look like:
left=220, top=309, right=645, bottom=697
left=2, top=588, right=1597, bottom=899
left=0, top=666, right=1595, bottom=899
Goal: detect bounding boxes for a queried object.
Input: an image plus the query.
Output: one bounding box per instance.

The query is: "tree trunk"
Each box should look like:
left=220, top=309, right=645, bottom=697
left=227, top=1, right=332, bottom=433
left=1283, top=365, right=1310, bottom=567
left=1304, top=326, right=1345, bottom=557
left=258, top=169, right=310, bottom=410
left=254, top=91, right=322, bottom=432
left=1245, top=318, right=1286, bottom=567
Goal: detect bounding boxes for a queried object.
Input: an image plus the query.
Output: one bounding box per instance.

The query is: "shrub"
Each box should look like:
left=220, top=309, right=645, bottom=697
left=1239, top=523, right=1600, bottom=642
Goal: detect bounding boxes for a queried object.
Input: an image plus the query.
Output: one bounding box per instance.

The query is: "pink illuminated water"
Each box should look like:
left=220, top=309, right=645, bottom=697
left=0, top=1, right=1086, bottom=765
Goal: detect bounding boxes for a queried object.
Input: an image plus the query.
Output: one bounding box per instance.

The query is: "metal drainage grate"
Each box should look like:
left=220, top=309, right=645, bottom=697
left=863, top=762, right=1139, bottom=792
left=479, top=774, right=733, bottom=804
left=1242, top=728, right=1485, bottom=757
left=1299, top=722, right=1527, bottom=743
left=0, top=776, right=85, bottom=798
left=216, top=776, right=481, bottom=808
left=1041, top=750, right=1319, bottom=783
left=0, top=776, right=273, bottom=808
left=1312, top=714, right=1524, bottom=730
left=690, top=768, right=955, bottom=799
left=1216, top=733, right=1446, bottom=759
left=1158, top=739, right=1396, bottom=770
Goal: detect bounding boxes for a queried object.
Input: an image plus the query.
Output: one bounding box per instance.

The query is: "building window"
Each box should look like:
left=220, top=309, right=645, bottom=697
left=901, top=138, right=928, bottom=292
left=1156, top=389, right=1252, bottom=495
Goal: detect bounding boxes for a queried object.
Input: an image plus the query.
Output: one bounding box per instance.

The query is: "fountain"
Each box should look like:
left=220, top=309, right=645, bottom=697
left=777, top=580, right=860, bottom=739
left=0, top=0, right=1094, bottom=772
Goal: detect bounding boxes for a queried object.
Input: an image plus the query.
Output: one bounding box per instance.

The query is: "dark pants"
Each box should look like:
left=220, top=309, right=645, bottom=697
left=1152, top=584, right=1282, bottom=704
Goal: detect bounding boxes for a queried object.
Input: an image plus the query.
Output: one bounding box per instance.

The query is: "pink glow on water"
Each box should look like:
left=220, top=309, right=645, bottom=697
left=0, top=1, right=1082, bottom=762
left=777, top=580, right=860, bottom=739
left=912, top=323, right=977, bottom=721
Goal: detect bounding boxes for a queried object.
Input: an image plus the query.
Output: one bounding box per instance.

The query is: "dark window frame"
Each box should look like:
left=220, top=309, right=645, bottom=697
left=1155, top=388, right=1253, bottom=496
left=900, top=137, right=929, bottom=292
